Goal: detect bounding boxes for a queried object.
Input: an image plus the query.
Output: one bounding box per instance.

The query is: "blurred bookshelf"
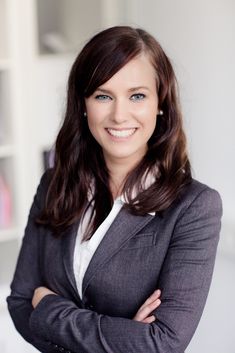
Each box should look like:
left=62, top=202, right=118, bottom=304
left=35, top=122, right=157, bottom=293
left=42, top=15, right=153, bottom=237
left=0, top=0, right=128, bottom=351
left=35, top=0, right=127, bottom=56
left=0, top=0, right=15, bottom=245
left=36, top=0, right=103, bottom=55
left=0, top=0, right=20, bottom=315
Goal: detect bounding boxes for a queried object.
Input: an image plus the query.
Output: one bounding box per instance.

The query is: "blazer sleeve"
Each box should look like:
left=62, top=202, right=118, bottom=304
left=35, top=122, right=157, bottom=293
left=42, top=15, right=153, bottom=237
left=28, top=186, right=223, bottom=353
left=6, top=171, right=53, bottom=353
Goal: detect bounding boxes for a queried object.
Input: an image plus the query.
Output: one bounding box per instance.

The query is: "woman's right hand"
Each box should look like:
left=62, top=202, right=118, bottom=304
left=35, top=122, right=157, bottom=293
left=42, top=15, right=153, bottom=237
left=133, top=289, right=161, bottom=324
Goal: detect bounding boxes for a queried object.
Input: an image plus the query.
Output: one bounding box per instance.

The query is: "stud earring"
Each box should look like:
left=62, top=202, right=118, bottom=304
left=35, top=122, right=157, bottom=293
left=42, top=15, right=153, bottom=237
left=158, top=110, right=163, bottom=116
left=84, top=112, right=87, bottom=117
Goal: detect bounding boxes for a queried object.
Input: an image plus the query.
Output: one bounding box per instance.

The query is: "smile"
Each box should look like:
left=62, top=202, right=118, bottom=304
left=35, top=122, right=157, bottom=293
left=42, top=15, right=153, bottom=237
left=106, top=128, right=137, bottom=138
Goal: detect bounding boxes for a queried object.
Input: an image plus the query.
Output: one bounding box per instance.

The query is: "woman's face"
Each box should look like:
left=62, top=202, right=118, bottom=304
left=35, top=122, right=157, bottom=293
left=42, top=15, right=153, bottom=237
left=85, top=53, right=159, bottom=167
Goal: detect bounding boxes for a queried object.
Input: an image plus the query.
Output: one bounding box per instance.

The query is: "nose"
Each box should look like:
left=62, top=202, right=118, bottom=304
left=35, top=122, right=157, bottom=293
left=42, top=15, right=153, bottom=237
left=110, top=99, right=129, bottom=124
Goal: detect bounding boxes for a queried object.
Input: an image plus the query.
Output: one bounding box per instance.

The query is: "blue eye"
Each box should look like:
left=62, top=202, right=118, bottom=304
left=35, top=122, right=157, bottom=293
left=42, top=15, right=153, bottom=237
left=131, top=93, right=146, bottom=101
left=95, top=94, right=111, bottom=101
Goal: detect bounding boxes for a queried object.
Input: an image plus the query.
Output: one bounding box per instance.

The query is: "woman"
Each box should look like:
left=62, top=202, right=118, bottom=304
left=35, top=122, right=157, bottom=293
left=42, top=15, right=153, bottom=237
left=7, top=26, right=222, bottom=353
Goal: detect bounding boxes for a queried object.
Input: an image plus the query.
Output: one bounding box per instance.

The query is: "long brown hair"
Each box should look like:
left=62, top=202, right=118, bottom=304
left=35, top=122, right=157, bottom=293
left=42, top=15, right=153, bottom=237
left=37, top=26, right=192, bottom=240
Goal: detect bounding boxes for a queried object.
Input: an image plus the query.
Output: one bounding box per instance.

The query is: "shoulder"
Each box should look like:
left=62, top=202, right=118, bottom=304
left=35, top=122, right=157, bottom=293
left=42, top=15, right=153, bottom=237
left=162, top=178, right=223, bottom=223
left=180, top=178, right=222, bottom=205
left=171, top=178, right=223, bottom=224
left=33, top=168, right=54, bottom=206
left=37, top=168, right=54, bottom=193
left=181, top=178, right=222, bottom=210
left=39, top=167, right=54, bottom=186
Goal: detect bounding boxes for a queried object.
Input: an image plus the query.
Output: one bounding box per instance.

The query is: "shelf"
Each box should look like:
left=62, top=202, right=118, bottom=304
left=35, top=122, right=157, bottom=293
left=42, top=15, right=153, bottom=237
left=35, top=52, right=75, bottom=62
left=0, top=59, right=11, bottom=70
left=0, top=70, right=12, bottom=145
left=0, top=145, right=15, bottom=158
left=36, top=0, right=103, bottom=55
left=0, top=0, right=9, bottom=60
left=0, top=158, right=17, bottom=228
left=0, top=227, right=19, bottom=242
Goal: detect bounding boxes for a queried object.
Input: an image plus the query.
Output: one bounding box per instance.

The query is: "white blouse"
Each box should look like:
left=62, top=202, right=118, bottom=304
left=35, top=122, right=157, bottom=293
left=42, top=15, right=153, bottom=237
left=73, top=197, right=125, bottom=299
left=73, top=173, right=156, bottom=300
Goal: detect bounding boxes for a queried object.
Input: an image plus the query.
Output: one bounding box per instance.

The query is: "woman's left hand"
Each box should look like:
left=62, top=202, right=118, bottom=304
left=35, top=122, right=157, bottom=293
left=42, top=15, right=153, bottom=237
left=32, top=286, right=57, bottom=309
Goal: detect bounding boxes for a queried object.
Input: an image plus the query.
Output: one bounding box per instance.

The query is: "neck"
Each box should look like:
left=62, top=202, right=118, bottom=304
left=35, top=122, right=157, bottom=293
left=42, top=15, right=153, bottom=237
left=104, top=155, right=143, bottom=199
left=109, top=166, right=129, bottom=199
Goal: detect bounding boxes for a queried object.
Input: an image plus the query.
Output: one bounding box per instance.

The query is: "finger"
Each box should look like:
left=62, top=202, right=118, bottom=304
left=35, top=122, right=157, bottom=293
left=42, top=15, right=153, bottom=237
left=145, top=289, right=161, bottom=303
left=142, top=315, right=156, bottom=324
left=135, top=299, right=161, bottom=321
left=140, top=297, right=161, bottom=314
left=140, top=298, right=161, bottom=316
left=139, top=290, right=161, bottom=310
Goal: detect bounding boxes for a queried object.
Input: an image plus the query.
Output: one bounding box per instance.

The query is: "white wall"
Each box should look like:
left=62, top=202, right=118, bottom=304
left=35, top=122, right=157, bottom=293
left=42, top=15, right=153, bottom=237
left=127, top=0, right=235, bottom=222
left=125, top=1, right=235, bottom=351
left=187, top=251, right=235, bottom=352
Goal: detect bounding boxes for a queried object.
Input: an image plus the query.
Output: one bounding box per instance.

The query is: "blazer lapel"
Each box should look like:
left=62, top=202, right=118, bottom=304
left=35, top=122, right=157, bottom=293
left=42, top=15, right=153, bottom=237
left=82, top=208, right=154, bottom=296
left=62, top=220, right=81, bottom=298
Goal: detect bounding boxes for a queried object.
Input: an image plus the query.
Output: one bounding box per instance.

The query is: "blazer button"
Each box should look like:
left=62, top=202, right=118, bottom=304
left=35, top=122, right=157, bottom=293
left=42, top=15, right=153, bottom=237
left=85, top=303, right=94, bottom=309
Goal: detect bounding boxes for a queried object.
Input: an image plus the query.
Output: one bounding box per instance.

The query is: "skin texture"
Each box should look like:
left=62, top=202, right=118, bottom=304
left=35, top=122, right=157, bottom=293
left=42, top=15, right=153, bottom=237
left=32, top=53, right=162, bottom=322
left=85, top=53, right=159, bottom=197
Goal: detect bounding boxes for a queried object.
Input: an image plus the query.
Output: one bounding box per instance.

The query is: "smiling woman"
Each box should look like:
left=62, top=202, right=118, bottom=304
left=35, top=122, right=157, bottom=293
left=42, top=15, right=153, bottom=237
left=85, top=54, right=159, bottom=181
left=7, top=26, right=222, bottom=353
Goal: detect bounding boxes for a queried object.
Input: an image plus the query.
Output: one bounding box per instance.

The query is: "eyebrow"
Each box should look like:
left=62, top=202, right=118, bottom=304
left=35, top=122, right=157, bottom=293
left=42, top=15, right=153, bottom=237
left=95, top=86, right=150, bottom=94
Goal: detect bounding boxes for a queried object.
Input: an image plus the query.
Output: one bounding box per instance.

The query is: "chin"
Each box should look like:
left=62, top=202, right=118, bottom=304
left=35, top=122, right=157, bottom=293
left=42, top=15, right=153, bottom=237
left=105, top=149, right=144, bottom=162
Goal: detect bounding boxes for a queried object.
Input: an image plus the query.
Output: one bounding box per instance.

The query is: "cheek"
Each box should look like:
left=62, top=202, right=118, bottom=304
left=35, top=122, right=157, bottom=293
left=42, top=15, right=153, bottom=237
left=146, top=118, right=157, bottom=139
left=86, top=105, right=109, bottom=127
left=136, top=104, right=157, bottom=127
left=86, top=107, right=101, bottom=129
left=86, top=110, right=106, bottom=144
left=87, top=117, right=100, bottom=142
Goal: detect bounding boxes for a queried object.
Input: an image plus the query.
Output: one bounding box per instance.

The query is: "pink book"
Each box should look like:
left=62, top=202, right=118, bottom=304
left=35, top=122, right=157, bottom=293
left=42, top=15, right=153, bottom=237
left=0, top=174, right=12, bottom=228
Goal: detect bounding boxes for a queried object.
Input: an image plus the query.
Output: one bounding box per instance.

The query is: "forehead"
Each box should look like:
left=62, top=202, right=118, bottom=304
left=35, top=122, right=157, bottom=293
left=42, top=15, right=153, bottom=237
left=99, top=53, right=157, bottom=90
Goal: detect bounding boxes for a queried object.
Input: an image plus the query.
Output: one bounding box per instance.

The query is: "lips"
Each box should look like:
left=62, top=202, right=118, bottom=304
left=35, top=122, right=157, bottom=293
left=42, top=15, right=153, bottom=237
left=106, top=128, right=137, bottom=138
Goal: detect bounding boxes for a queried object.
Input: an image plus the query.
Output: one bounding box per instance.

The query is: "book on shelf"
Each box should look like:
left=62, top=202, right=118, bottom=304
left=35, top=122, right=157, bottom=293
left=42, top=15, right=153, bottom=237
left=0, top=173, right=12, bottom=229
left=43, top=148, right=55, bottom=170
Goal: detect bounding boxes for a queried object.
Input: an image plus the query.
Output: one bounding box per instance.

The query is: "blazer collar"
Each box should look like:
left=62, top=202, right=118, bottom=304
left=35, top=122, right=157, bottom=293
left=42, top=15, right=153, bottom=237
left=62, top=207, right=155, bottom=301
left=62, top=168, right=157, bottom=300
left=117, top=194, right=155, bottom=216
left=82, top=207, right=154, bottom=296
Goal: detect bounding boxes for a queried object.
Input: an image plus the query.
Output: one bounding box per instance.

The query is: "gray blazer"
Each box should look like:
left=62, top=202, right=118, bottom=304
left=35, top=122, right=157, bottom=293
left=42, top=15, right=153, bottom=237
left=7, top=170, right=222, bottom=353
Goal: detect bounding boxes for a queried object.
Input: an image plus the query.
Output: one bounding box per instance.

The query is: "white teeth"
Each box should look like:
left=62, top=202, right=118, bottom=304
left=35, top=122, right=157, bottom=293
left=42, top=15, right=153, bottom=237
left=107, top=128, right=136, bottom=138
